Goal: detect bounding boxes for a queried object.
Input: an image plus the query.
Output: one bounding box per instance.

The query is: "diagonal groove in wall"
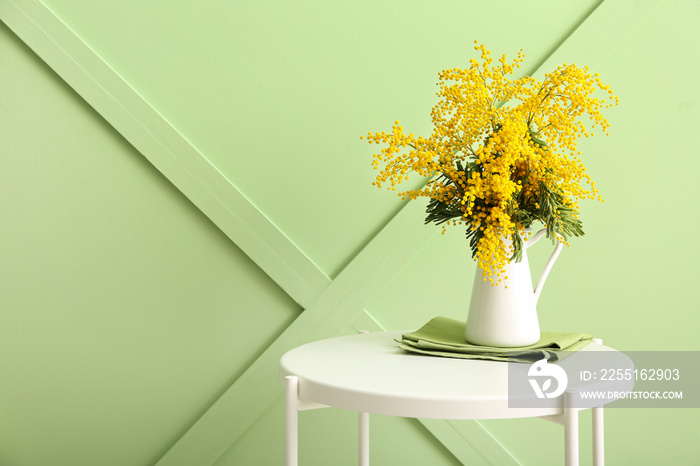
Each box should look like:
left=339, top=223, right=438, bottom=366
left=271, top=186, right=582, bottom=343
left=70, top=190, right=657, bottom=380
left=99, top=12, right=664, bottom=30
left=0, top=0, right=663, bottom=464
left=0, top=0, right=330, bottom=310
left=158, top=199, right=439, bottom=465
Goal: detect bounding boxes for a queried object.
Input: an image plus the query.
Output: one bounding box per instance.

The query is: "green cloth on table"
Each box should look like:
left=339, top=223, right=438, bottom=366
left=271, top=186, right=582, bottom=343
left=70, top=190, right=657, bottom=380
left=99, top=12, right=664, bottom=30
left=397, top=316, right=593, bottom=363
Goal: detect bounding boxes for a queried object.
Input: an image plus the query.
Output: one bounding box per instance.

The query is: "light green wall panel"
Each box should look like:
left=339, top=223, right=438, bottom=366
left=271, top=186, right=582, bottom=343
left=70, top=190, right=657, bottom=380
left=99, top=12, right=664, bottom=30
left=537, top=0, right=700, bottom=352
left=0, top=23, right=299, bottom=466
left=367, top=228, right=470, bottom=331
left=480, top=416, right=571, bottom=466
left=4, top=0, right=700, bottom=465
left=40, top=0, right=601, bottom=277
left=481, top=408, right=700, bottom=466
left=214, top=395, right=462, bottom=466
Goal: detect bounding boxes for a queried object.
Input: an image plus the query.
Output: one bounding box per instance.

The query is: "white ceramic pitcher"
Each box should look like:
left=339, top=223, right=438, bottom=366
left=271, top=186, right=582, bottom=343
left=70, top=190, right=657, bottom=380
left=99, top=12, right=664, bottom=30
left=465, top=228, right=563, bottom=347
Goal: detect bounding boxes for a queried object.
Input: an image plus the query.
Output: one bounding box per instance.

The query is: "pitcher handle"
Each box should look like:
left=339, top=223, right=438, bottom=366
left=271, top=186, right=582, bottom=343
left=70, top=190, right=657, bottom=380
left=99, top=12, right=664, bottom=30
left=525, top=228, right=564, bottom=304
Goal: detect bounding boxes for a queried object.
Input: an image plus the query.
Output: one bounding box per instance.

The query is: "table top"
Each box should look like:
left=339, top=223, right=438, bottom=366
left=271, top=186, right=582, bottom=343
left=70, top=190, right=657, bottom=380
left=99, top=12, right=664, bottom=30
left=280, top=331, right=633, bottom=420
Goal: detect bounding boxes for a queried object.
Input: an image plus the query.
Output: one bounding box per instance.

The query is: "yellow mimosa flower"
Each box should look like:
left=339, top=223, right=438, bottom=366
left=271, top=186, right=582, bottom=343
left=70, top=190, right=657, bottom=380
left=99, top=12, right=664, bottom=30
left=364, top=41, right=617, bottom=282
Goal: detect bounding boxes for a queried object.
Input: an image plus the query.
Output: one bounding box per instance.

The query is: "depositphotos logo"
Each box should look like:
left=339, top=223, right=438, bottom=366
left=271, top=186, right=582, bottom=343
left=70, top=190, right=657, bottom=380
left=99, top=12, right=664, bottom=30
left=528, top=359, right=568, bottom=399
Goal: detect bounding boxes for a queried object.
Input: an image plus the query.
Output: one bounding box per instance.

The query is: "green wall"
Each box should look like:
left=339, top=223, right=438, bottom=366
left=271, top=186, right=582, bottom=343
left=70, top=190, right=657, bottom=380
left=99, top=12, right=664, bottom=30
left=2, top=0, right=699, bottom=465
left=0, top=21, right=300, bottom=466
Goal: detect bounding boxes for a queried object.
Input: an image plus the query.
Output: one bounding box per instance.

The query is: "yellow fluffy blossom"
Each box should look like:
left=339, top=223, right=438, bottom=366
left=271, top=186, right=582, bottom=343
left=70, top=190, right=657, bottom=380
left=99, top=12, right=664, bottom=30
left=363, top=41, right=617, bottom=284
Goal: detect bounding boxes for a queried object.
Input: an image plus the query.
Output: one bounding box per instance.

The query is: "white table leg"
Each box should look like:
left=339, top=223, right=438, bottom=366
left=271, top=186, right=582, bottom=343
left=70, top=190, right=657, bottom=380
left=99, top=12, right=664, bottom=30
left=356, top=329, right=370, bottom=465
left=359, top=411, right=369, bottom=466
left=564, top=406, right=579, bottom=466
left=563, top=390, right=580, bottom=466
left=285, top=376, right=299, bottom=466
left=593, top=407, right=604, bottom=466
left=591, top=337, right=605, bottom=465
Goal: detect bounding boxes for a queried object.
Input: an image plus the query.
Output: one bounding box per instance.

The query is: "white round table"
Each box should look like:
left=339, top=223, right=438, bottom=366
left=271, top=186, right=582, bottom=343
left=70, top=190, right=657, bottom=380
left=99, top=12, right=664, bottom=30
left=280, top=331, right=630, bottom=466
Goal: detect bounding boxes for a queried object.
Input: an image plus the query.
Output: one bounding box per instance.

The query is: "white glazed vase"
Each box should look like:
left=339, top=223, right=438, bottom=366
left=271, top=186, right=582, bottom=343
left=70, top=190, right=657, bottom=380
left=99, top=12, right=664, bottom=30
left=465, top=228, right=563, bottom=347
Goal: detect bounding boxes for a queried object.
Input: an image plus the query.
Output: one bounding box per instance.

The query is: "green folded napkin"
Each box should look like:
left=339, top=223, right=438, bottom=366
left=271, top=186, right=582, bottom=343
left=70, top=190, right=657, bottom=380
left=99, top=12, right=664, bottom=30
left=397, top=316, right=593, bottom=363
